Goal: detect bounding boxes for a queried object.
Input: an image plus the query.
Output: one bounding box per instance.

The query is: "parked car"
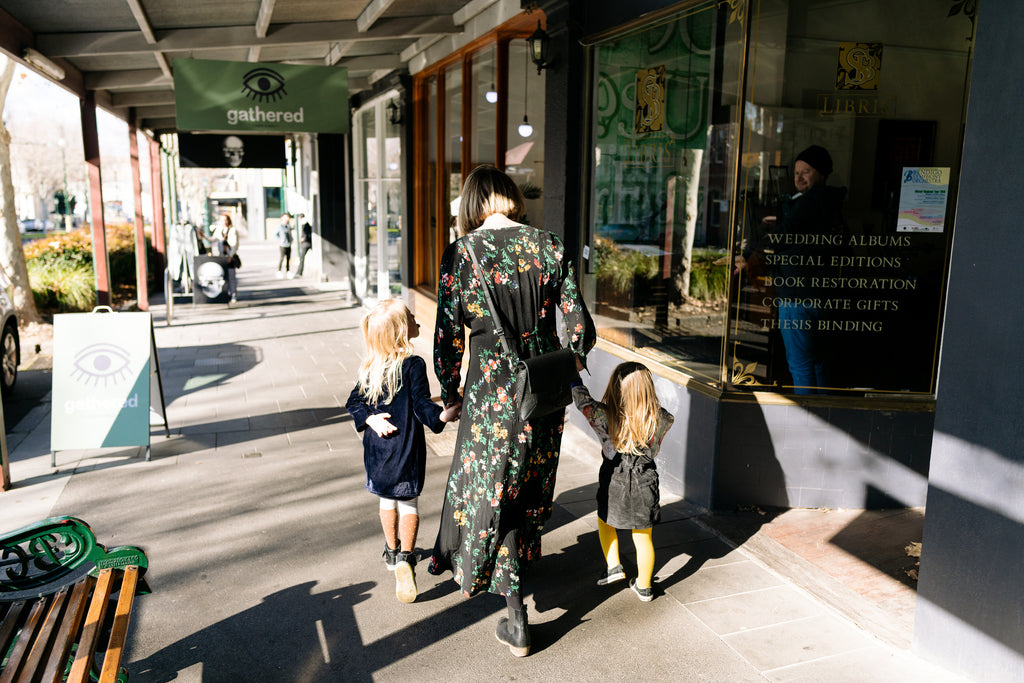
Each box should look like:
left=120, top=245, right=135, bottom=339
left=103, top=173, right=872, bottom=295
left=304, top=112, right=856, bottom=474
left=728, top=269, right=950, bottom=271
left=18, top=218, right=54, bottom=233
left=0, top=263, right=19, bottom=397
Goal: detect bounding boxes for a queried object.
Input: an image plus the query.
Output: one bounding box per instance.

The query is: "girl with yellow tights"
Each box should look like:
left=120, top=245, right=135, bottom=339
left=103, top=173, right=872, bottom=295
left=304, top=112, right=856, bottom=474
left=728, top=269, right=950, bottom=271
left=572, top=362, right=675, bottom=601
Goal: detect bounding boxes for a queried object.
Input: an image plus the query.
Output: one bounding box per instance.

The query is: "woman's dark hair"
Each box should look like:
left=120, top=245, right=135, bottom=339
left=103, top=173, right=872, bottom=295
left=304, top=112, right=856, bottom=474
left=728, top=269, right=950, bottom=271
left=457, top=165, right=526, bottom=235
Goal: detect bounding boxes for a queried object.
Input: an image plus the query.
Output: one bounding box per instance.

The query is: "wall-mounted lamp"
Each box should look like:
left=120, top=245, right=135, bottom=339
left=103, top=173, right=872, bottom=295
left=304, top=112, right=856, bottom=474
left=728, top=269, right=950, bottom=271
left=22, top=48, right=65, bottom=81
left=527, top=21, right=549, bottom=75
left=386, top=99, right=402, bottom=126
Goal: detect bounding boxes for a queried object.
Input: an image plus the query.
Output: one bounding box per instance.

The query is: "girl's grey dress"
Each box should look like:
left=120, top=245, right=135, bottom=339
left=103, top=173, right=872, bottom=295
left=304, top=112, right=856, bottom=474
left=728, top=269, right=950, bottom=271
left=572, top=384, right=674, bottom=529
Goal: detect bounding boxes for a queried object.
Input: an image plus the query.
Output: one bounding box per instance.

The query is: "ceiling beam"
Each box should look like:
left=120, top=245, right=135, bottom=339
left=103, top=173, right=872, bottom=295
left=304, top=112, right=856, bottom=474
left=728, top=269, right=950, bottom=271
left=125, top=0, right=172, bottom=79
left=111, top=90, right=176, bottom=106
left=117, top=103, right=176, bottom=117
left=139, top=116, right=177, bottom=131
left=124, top=0, right=157, bottom=43
left=325, top=41, right=353, bottom=66
left=39, top=16, right=461, bottom=58
left=357, top=0, right=397, bottom=33
left=336, top=54, right=403, bottom=72
left=255, top=0, right=277, bottom=39
left=84, top=69, right=171, bottom=90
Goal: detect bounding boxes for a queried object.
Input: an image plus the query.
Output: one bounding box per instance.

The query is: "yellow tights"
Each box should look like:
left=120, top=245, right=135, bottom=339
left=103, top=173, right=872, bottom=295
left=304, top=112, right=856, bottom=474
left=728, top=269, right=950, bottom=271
left=598, top=519, right=654, bottom=589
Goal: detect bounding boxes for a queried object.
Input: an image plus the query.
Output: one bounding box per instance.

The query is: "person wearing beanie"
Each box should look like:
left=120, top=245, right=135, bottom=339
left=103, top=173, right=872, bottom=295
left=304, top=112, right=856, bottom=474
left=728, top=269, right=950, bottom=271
left=735, top=144, right=847, bottom=394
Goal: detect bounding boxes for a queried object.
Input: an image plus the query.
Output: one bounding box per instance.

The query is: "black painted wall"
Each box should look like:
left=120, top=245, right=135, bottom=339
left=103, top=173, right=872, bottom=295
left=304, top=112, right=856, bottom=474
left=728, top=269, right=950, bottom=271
left=317, top=133, right=352, bottom=285
left=914, top=0, right=1024, bottom=679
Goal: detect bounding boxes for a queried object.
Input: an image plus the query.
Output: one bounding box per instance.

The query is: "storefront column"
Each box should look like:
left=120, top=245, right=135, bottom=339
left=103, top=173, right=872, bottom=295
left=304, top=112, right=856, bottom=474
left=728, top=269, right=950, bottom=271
left=80, top=91, right=111, bottom=306
left=148, top=137, right=166, bottom=277
left=128, top=110, right=148, bottom=311
left=914, top=0, right=1024, bottom=679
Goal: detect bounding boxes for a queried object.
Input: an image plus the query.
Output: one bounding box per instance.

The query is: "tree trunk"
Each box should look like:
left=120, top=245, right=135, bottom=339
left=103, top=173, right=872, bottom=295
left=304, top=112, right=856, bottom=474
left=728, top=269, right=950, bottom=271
left=669, top=148, right=705, bottom=300
left=0, top=55, right=41, bottom=324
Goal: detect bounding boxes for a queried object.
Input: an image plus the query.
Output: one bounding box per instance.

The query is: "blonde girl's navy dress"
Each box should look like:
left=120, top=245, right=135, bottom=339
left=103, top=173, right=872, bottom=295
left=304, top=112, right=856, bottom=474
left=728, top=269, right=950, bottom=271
left=346, top=356, right=444, bottom=500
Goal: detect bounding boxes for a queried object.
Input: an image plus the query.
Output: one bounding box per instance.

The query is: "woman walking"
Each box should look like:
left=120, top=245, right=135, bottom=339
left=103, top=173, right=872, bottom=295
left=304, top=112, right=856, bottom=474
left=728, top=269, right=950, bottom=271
left=428, top=165, right=596, bottom=656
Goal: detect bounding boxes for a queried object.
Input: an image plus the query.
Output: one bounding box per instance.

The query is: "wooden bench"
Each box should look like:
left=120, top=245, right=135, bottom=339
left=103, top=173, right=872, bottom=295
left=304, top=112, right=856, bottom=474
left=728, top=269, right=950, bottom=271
left=0, top=517, right=149, bottom=682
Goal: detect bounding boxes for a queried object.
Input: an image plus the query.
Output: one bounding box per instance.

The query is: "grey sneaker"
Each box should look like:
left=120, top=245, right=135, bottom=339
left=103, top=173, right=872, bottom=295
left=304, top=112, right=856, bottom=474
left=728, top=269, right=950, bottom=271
left=597, top=564, right=626, bottom=586
left=629, top=578, right=654, bottom=602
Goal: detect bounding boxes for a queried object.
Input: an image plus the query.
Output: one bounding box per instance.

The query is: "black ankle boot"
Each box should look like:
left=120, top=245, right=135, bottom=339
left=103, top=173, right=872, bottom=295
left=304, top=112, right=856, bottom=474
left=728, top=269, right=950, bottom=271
left=495, top=605, right=530, bottom=657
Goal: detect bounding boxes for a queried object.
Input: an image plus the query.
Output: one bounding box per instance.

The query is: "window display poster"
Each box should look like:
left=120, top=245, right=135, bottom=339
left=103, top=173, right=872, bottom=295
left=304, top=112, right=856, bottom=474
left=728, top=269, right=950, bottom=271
left=897, top=167, right=949, bottom=233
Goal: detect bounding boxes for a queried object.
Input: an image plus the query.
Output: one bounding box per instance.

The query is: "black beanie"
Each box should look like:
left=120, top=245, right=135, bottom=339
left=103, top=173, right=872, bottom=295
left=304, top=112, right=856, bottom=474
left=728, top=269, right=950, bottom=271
left=795, top=145, right=833, bottom=176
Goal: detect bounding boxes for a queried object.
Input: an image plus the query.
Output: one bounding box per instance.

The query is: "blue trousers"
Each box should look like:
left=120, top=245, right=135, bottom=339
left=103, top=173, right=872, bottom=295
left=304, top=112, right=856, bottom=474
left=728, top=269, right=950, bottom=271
left=777, top=301, right=830, bottom=394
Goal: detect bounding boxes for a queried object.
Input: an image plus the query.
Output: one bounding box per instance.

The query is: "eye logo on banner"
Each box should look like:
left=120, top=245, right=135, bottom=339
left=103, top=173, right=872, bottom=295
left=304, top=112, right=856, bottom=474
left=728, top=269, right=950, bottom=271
left=242, top=67, right=287, bottom=102
left=72, top=342, right=133, bottom=387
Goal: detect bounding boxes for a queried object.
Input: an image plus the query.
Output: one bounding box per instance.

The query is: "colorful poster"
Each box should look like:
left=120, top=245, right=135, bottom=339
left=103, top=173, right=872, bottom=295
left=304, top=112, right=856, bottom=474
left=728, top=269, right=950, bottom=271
left=51, top=312, right=152, bottom=450
left=897, top=167, right=950, bottom=233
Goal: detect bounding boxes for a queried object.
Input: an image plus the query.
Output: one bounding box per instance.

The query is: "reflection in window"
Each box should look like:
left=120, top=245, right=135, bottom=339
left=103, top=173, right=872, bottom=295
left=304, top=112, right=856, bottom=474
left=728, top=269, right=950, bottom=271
left=445, top=62, right=463, bottom=238
left=507, top=41, right=544, bottom=226
left=586, top=1, right=745, bottom=386
left=728, top=0, right=972, bottom=396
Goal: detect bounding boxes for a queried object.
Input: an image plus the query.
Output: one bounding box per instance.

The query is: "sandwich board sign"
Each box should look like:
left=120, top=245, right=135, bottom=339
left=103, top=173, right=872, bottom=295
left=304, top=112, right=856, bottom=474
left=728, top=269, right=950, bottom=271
left=51, top=309, right=168, bottom=465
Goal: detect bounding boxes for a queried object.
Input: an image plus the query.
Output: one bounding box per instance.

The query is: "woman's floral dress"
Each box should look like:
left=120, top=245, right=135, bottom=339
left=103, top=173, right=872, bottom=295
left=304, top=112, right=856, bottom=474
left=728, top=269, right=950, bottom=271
left=428, top=225, right=596, bottom=598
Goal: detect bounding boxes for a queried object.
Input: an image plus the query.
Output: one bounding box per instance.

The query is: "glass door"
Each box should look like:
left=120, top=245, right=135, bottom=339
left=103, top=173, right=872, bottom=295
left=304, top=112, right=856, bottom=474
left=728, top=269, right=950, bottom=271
left=354, top=92, right=404, bottom=303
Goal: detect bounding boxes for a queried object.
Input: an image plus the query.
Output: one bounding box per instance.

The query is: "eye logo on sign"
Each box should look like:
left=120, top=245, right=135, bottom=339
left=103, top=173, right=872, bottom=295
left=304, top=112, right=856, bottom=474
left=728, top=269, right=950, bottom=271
left=72, top=342, right=133, bottom=387
left=242, top=67, right=287, bottom=102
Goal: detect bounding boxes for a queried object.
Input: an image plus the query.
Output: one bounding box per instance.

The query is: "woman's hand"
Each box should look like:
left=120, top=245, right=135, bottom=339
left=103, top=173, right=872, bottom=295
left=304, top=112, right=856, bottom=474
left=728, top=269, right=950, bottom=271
left=441, top=401, right=462, bottom=423
left=365, top=413, right=397, bottom=437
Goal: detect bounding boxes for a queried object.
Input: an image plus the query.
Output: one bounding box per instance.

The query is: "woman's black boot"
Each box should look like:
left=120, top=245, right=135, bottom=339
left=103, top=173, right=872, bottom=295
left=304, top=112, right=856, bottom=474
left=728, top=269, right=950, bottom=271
left=495, top=605, right=530, bottom=657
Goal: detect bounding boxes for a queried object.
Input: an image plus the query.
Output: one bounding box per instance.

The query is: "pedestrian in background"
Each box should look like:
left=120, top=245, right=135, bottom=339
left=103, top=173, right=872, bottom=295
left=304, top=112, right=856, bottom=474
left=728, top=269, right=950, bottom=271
left=346, top=299, right=461, bottom=603
left=210, top=213, right=240, bottom=303
left=294, top=213, right=313, bottom=277
left=571, top=361, right=674, bottom=602
left=275, top=212, right=293, bottom=278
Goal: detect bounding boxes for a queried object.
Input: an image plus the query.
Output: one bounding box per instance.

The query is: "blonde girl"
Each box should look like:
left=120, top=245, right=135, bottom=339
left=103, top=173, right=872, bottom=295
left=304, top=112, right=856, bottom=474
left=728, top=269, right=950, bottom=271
left=571, top=361, right=674, bottom=601
left=346, top=299, right=460, bottom=603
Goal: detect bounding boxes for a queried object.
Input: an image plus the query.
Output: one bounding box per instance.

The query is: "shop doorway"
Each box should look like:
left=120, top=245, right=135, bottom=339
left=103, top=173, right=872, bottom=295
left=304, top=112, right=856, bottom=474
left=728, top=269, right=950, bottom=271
left=353, top=92, right=403, bottom=302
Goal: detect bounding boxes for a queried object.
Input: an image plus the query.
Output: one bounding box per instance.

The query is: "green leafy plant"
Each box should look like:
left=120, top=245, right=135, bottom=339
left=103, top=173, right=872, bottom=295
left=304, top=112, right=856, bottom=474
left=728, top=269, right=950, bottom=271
left=593, top=238, right=658, bottom=292
left=688, top=248, right=729, bottom=302
left=23, top=223, right=156, bottom=313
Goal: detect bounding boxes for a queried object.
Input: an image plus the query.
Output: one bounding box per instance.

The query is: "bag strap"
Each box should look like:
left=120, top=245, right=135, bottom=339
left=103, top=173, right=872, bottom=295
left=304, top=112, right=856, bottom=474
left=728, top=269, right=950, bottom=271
left=465, top=240, right=517, bottom=360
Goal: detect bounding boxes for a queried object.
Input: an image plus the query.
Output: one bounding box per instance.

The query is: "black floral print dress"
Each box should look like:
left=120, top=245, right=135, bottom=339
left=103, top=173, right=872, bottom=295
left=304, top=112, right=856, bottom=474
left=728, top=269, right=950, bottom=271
left=428, top=225, right=596, bottom=598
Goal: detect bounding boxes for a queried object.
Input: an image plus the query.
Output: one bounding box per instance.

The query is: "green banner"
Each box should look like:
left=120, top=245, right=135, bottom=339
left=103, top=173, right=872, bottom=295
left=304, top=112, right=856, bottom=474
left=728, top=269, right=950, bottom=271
left=174, top=58, right=349, bottom=133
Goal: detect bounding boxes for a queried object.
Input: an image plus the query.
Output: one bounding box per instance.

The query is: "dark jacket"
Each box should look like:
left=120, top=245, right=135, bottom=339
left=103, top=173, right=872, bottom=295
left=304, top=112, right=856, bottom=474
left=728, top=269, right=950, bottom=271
left=346, top=355, right=444, bottom=499
left=755, top=184, right=847, bottom=298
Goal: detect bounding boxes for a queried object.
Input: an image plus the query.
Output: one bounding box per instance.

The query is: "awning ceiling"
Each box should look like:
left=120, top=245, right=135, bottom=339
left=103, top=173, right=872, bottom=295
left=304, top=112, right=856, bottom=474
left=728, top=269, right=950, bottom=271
left=0, top=0, right=490, bottom=133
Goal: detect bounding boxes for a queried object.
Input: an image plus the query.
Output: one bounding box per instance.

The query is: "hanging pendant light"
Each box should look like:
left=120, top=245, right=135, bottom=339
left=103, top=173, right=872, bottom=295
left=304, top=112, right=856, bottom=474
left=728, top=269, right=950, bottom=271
left=518, top=48, right=533, bottom=138
left=485, top=44, right=498, bottom=104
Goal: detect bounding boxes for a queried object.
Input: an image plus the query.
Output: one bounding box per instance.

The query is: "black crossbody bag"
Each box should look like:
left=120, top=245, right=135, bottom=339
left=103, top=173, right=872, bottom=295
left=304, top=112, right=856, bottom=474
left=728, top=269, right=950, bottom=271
left=467, top=242, right=578, bottom=421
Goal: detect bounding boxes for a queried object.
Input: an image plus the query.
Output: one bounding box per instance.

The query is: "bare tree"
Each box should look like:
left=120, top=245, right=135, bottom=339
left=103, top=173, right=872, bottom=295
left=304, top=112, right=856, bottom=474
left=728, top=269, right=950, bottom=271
left=0, top=54, right=40, bottom=323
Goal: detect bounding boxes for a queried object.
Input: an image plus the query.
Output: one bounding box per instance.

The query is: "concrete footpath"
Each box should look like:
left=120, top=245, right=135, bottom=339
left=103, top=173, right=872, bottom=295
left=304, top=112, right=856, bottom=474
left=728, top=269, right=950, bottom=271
left=0, top=240, right=964, bottom=682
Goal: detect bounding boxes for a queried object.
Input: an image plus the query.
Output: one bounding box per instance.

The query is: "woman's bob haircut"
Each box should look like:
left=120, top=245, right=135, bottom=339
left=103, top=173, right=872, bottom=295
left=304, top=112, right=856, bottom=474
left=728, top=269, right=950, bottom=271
left=456, top=165, right=526, bottom=236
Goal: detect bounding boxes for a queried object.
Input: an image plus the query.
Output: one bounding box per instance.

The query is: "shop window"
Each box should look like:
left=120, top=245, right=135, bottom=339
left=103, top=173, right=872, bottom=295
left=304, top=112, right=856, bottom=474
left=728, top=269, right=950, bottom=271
left=728, top=0, right=973, bottom=396
left=584, top=1, right=745, bottom=386
left=584, top=0, right=973, bottom=398
left=411, top=13, right=544, bottom=296
left=507, top=41, right=544, bottom=226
